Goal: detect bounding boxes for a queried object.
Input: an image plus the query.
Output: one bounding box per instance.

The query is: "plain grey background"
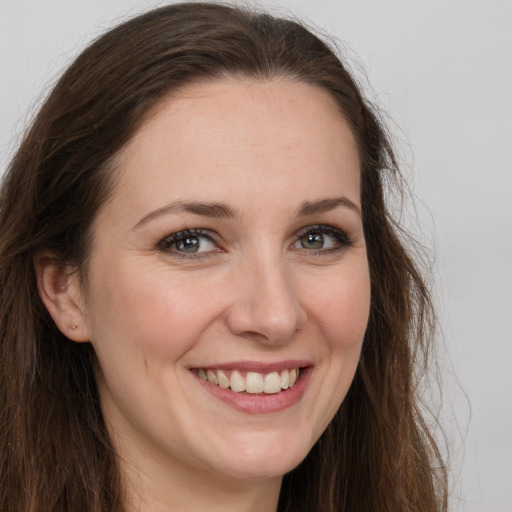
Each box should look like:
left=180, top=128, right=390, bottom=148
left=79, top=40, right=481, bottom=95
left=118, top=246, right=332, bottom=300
left=1, top=1, right=511, bottom=510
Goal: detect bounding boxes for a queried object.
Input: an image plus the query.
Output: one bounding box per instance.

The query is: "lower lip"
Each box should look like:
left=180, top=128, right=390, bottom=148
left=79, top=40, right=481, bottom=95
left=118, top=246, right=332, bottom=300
left=194, top=367, right=312, bottom=414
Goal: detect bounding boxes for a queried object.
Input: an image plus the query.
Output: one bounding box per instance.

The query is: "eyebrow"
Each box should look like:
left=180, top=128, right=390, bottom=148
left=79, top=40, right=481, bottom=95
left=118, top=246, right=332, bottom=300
left=297, top=197, right=361, bottom=217
left=132, top=201, right=238, bottom=230
left=133, top=196, right=361, bottom=231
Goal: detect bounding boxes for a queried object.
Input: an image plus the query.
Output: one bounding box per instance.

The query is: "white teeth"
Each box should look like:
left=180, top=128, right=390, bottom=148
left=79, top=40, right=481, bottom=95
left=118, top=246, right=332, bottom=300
left=217, top=369, right=230, bottom=389
left=281, top=369, right=290, bottom=389
left=200, top=367, right=301, bottom=394
left=263, top=372, right=281, bottom=393
left=289, top=368, right=298, bottom=386
left=206, top=369, right=218, bottom=385
left=230, top=370, right=245, bottom=392
left=245, top=372, right=264, bottom=393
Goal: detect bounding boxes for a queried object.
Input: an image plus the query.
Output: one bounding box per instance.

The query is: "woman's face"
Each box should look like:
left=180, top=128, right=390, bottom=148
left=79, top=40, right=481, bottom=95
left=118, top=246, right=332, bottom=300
left=78, top=78, right=370, bottom=485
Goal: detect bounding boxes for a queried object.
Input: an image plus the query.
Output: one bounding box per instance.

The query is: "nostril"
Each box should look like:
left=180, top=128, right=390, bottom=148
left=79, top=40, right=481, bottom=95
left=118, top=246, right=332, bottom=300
left=225, top=266, right=306, bottom=343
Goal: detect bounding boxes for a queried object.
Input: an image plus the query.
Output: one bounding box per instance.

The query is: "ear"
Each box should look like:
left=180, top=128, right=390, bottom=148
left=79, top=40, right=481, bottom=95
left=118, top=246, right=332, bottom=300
left=34, top=251, right=90, bottom=342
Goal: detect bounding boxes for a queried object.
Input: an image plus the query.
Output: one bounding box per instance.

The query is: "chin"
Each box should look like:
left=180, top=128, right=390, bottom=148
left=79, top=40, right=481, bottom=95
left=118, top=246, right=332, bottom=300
left=207, top=430, right=314, bottom=481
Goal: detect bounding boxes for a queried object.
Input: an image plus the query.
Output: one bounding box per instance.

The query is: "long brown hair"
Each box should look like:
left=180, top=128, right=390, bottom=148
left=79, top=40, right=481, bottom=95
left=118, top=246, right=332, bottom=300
left=0, top=3, right=447, bottom=511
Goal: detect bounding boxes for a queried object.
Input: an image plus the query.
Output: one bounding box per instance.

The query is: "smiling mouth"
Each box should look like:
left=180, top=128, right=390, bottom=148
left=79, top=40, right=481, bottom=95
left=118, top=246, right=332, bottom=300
left=195, top=368, right=301, bottom=394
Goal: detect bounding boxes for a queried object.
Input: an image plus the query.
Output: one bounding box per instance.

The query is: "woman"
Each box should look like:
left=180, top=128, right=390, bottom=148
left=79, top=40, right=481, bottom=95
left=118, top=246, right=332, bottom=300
left=0, top=3, right=447, bottom=511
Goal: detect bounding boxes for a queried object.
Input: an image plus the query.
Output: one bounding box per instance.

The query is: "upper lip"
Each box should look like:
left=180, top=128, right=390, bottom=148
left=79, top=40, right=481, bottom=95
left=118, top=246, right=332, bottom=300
left=189, top=360, right=313, bottom=373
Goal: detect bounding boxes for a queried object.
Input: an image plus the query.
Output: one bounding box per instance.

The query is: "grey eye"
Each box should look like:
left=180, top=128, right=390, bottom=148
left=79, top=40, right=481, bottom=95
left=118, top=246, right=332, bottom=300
left=160, top=230, right=217, bottom=254
left=175, top=236, right=201, bottom=253
left=293, top=228, right=342, bottom=251
left=300, top=232, right=325, bottom=250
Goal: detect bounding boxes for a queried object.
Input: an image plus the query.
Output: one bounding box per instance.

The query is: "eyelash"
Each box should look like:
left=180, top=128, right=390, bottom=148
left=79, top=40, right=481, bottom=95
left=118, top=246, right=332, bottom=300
left=158, top=228, right=219, bottom=258
left=157, top=225, right=353, bottom=259
left=293, top=224, right=353, bottom=255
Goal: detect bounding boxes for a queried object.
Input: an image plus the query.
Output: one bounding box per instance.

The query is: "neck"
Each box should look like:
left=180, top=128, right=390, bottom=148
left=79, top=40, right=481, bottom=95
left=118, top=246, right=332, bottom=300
left=104, top=396, right=283, bottom=512
left=121, top=459, right=282, bottom=512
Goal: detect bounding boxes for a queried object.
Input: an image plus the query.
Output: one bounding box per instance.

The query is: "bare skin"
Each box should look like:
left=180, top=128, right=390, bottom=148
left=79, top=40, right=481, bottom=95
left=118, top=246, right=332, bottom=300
left=37, top=77, right=370, bottom=511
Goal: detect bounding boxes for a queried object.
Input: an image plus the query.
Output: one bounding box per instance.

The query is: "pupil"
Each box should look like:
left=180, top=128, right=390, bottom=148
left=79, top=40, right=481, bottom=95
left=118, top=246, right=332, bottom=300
left=303, top=233, right=324, bottom=249
left=178, top=237, right=199, bottom=252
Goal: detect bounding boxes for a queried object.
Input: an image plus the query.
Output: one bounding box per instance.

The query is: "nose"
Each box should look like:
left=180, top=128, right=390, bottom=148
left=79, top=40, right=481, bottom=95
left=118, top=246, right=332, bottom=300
left=225, top=254, right=307, bottom=345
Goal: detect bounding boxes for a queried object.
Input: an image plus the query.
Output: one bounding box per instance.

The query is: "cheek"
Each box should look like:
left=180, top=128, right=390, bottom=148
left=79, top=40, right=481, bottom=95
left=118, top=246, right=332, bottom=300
left=308, top=262, right=371, bottom=352
left=86, top=260, right=224, bottom=361
left=300, top=260, right=370, bottom=437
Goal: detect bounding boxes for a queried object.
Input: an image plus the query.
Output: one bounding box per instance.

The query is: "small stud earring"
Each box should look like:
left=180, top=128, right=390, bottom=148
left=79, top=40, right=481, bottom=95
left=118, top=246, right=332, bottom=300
left=71, top=324, right=78, bottom=330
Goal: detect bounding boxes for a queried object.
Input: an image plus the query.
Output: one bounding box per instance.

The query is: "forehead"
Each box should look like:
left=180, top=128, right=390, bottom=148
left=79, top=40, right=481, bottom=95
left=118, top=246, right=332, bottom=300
left=106, top=78, right=361, bottom=221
